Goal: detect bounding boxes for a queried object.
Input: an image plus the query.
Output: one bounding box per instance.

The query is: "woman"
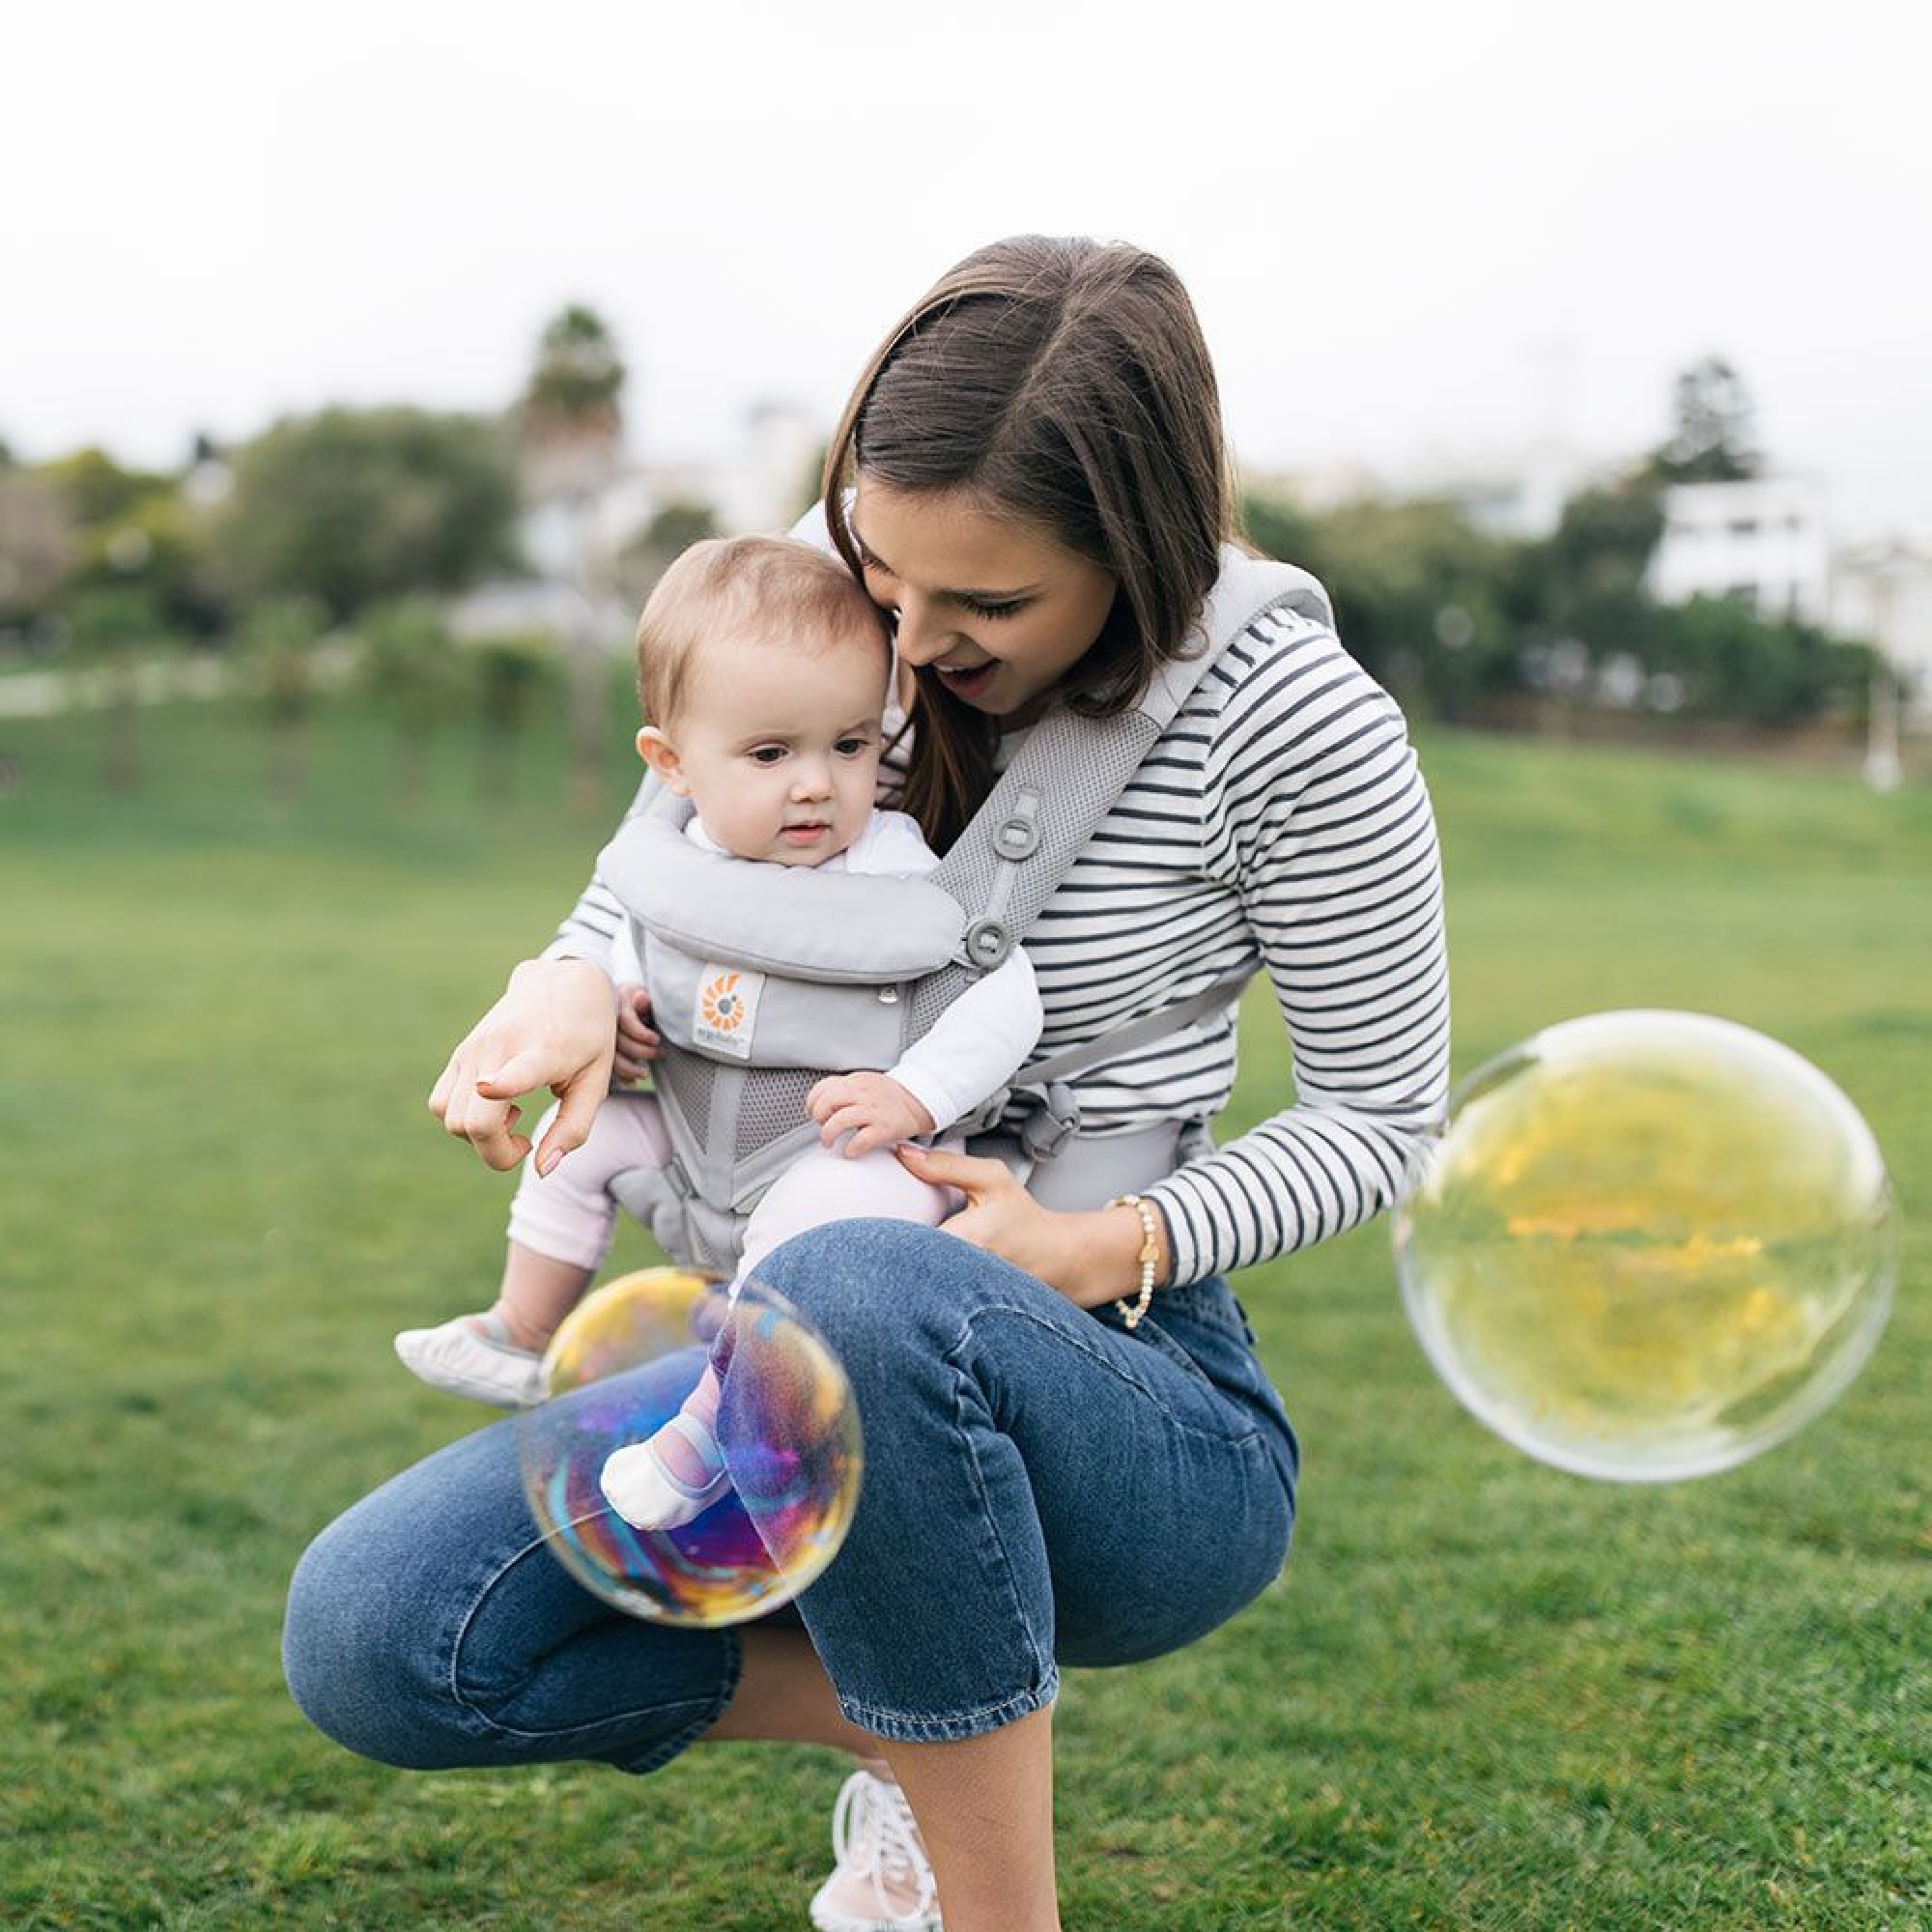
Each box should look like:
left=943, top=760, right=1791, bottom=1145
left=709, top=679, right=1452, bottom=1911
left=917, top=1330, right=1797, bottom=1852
left=284, top=236, right=1450, bottom=1932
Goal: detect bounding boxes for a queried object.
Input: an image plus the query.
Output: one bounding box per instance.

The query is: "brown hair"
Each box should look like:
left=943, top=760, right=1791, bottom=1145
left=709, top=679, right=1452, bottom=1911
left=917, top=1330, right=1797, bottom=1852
left=636, top=534, right=889, bottom=727
left=822, top=236, right=1234, bottom=848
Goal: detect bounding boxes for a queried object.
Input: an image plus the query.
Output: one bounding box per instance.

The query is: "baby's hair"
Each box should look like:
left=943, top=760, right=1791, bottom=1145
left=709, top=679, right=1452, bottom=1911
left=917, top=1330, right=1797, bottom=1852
left=636, top=534, right=890, bottom=727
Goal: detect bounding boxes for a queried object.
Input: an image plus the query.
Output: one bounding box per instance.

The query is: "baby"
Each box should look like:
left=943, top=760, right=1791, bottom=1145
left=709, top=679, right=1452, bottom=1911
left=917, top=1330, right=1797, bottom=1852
left=396, top=535, right=1040, bottom=1526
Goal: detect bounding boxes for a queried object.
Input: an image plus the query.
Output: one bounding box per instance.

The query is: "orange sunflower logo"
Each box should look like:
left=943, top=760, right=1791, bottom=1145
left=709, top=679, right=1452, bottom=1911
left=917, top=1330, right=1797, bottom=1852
left=700, top=971, right=747, bottom=1033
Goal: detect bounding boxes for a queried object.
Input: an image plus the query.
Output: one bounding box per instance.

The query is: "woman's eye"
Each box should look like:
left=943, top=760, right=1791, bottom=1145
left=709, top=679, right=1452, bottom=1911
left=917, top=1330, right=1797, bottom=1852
left=961, top=597, right=1023, bottom=621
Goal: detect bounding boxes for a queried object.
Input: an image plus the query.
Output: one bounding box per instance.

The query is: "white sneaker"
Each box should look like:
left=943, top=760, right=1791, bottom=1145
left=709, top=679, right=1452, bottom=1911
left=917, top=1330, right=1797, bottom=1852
left=393, top=1310, right=544, bottom=1407
left=809, top=1770, right=943, bottom=1931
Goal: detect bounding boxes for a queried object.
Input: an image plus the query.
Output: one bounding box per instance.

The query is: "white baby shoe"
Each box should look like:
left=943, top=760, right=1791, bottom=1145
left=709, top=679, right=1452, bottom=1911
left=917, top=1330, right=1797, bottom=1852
left=393, top=1310, right=545, bottom=1408
left=599, top=1411, right=731, bottom=1528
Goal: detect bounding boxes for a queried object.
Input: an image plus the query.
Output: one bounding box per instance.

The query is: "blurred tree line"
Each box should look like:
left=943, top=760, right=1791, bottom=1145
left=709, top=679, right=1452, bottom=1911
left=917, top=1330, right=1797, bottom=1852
left=0, top=347, right=1884, bottom=805
left=1241, top=358, right=1878, bottom=730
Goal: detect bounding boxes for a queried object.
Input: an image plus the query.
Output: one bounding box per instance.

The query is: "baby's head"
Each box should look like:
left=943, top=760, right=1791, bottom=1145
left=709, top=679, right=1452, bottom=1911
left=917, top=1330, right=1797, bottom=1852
left=635, top=535, right=893, bottom=867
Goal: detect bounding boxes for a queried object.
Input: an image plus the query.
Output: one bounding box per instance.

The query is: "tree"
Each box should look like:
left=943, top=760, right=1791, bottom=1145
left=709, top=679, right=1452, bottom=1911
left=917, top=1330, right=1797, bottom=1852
left=1519, top=478, right=1667, bottom=670
left=237, top=594, right=329, bottom=805
left=1248, top=491, right=1520, bottom=720
left=1647, top=356, right=1761, bottom=485
left=469, top=630, right=561, bottom=802
left=212, top=409, right=520, bottom=620
left=614, top=497, right=719, bottom=608
left=356, top=599, right=468, bottom=806
left=0, top=469, right=77, bottom=622
left=519, top=304, right=627, bottom=818
left=65, top=585, right=163, bottom=792
left=1651, top=596, right=1867, bottom=726
left=520, top=305, right=625, bottom=459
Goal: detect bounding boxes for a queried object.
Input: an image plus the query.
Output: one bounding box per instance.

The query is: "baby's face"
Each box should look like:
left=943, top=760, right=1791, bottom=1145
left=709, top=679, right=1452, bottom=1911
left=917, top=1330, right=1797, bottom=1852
left=641, top=620, right=888, bottom=867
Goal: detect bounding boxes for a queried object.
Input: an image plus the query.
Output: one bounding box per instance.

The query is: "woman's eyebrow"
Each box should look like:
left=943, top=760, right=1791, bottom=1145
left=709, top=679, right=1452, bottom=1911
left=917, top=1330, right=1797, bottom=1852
left=849, top=526, right=1038, bottom=602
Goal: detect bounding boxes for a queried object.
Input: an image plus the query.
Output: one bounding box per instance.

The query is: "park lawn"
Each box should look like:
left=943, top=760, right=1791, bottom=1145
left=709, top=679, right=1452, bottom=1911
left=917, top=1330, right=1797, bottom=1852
left=2, top=695, right=1926, bottom=1930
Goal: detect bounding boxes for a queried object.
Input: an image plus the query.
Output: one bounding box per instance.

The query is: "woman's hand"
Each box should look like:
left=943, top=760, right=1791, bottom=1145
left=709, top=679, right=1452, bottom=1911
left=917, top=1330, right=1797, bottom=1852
left=428, top=957, right=619, bottom=1174
left=895, top=1145, right=1171, bottom=1309
left=613, top=983, right=664, bottom=1085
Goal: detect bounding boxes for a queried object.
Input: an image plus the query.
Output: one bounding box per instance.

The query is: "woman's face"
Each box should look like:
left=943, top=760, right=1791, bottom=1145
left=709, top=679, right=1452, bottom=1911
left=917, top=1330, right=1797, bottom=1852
left=849, top=478, right=1118, bottom=724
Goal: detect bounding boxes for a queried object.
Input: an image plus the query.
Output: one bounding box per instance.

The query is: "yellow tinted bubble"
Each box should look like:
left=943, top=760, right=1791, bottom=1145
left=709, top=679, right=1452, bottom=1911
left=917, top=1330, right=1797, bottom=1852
left=1393, top=1012, right=1896, bottom=1482
left=517, top=1266, right=863, bottom=1625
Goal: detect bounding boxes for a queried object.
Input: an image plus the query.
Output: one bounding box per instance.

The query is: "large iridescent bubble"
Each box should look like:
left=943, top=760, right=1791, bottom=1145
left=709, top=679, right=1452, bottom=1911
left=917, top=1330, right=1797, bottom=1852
left=1393, top=1011, right=1896, bottom=1482
left=517, top=1267, right=862, bottom=1625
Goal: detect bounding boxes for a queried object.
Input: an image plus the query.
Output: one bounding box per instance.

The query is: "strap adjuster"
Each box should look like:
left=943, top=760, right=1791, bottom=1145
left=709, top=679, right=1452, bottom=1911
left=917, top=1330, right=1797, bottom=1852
left=963, top=917, right=1013, bottom=969
left=993, top=815, right=1040, bottom=861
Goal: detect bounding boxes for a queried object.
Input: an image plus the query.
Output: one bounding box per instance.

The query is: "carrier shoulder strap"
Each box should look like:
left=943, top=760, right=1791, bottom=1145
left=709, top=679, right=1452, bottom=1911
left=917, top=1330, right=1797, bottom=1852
left=907, top=545, right=1331, bottom=1040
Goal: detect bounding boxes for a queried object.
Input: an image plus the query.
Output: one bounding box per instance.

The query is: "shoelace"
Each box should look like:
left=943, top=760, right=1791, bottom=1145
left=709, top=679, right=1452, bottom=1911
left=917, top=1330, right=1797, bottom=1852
left=828, top=1771, right=940, bottom=1926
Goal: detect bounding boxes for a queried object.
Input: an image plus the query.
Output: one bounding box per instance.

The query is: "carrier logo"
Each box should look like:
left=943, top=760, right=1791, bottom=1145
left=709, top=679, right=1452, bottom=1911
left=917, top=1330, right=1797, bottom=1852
left=694, top=964, right=763, bottom=1060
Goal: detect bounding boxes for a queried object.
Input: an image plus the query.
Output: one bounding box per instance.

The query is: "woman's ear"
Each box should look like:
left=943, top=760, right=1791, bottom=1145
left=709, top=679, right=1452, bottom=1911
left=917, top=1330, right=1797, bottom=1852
left=637, top=725, right=692, bottom=795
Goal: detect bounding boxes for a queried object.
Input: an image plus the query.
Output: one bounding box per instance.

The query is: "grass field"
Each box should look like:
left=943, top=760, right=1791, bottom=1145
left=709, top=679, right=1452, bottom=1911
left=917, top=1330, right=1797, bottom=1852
left=4, top=695, right=1927, bottom=1929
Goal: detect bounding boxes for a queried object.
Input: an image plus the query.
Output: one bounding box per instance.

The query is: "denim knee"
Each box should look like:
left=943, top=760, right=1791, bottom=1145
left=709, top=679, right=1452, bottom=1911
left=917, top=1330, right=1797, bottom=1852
left=283, top=1513, right=482, bottom=1771
left=752, top=1219, right=993, bottom=1384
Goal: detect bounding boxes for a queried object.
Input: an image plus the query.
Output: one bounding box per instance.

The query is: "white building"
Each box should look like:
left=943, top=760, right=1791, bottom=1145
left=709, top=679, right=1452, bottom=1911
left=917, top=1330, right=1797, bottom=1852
left=1830, top=538, right=1932, bottom=723
left=1646, top=476, right=1832, bottom=626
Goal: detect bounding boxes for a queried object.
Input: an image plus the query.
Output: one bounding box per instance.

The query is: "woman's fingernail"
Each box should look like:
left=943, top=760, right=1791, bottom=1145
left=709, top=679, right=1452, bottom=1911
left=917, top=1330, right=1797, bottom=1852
left=537, top=1150, right=559, bottom=1178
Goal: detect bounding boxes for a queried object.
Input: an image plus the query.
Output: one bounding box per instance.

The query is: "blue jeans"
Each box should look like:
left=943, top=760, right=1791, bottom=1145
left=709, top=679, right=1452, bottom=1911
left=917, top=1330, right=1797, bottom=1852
left=284, top=1222, right=1298, bottom=1771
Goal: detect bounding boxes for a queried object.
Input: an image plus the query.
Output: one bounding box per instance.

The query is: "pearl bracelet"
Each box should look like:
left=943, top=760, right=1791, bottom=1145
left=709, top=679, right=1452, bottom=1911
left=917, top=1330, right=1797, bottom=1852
left=1109, top=1193, right=1162, bottom=1330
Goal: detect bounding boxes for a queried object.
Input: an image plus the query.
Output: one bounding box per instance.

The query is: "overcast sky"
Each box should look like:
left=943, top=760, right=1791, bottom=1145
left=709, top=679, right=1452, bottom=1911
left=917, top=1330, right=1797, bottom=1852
left=8, top=0, right=1928, bottom=536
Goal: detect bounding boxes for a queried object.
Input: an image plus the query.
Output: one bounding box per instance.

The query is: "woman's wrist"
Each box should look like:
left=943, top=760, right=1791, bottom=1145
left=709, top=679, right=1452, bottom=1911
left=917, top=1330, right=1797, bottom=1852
left=1062, top=1198, right=1173, bottom=1310
left=510, top=954, right=617, bottom=1010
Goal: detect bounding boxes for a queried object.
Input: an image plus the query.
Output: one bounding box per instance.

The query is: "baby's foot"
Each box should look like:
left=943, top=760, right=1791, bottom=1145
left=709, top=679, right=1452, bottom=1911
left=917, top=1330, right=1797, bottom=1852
left=393, top=1310, right=544, bottom=1408
left=600, top=1408, right=730, bottom=1528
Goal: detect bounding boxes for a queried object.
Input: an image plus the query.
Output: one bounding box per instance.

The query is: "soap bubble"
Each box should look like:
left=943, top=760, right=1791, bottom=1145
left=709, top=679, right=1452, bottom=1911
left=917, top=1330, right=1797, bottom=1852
left=517, top=1266, right=863, bottom=1625
left=1394, top=1011, right=1895, bottom=1482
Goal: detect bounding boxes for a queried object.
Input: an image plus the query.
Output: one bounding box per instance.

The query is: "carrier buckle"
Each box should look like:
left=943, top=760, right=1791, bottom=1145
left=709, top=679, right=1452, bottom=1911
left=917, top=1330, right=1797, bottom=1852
left=1018, top=1081, right=1081, bottom=1160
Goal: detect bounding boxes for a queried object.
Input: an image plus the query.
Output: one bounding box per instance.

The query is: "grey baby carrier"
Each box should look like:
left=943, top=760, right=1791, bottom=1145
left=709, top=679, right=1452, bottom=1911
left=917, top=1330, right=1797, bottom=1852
left=599, top=547, right=1333, bottom=1275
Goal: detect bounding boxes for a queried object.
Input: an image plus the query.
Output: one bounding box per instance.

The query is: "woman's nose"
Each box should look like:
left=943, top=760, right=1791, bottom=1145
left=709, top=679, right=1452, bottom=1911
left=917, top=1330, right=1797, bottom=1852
left=893, top=597, right=949, bottom=666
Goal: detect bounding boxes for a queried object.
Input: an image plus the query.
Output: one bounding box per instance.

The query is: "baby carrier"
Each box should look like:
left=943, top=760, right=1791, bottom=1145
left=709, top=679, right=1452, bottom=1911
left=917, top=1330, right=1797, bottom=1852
left=599, top=547, right=1333, bottom=1276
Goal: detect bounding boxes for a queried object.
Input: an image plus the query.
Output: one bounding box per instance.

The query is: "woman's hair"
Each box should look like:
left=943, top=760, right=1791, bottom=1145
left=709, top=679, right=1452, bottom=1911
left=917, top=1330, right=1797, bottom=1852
left=822, top=236, right=1234, bottom=849
left=636, top=533, right=888, bottom=728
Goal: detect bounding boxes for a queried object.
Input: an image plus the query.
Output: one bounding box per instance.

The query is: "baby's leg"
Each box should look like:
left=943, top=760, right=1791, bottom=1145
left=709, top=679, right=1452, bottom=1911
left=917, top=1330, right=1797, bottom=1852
left=497, top=1094, right=673, bottom=1343
left=736, top=1141, right=961, bottom=1284
left=395, top=1095, right=673, bottom=1407
left=600, top=1143, right=958, bottom=1526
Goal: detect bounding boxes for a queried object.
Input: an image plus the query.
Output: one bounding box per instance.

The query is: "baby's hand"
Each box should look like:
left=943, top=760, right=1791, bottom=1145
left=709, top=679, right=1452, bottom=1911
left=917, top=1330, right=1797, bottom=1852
left=613, top=984, right=664, bottom=1085
left=806, top=1072, right=937, bottom=1159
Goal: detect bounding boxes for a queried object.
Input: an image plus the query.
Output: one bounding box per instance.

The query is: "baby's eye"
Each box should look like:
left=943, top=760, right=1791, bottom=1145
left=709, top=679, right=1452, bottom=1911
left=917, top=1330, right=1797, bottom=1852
left=748, top=746, right=787, bottom=765
left=835, top=737, right=871, bottom=756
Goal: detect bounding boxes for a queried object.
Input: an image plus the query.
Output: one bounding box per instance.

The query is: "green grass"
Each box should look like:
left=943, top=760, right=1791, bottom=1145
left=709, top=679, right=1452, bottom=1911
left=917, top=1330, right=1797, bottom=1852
left=3, top=697, right=1927, bottom=1929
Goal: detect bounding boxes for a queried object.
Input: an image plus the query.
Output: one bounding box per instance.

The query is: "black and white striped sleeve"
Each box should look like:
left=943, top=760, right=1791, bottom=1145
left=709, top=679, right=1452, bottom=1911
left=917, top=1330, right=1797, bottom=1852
left=1145, top=631, right=1451, bottom=1287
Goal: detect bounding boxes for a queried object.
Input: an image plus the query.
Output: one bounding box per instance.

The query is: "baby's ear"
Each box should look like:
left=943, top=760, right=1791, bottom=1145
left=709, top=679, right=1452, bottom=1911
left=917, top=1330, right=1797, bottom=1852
left=637, top=726, right=690, bottom=795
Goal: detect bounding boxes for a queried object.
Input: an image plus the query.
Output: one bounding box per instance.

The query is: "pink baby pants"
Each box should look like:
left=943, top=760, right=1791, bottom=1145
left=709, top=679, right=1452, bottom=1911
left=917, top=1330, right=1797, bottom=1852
left=507, top=1092, right=957, bottom=1279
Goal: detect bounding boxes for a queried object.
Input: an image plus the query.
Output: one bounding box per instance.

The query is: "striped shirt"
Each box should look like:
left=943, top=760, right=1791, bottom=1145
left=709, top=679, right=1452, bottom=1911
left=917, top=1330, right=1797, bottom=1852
left=549, top=601, right=1450, bottom=1289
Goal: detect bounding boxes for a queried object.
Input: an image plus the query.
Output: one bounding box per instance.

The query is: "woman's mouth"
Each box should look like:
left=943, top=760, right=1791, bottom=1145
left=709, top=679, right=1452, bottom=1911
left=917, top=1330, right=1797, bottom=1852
left=934, top=662, right=995, bottom=699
